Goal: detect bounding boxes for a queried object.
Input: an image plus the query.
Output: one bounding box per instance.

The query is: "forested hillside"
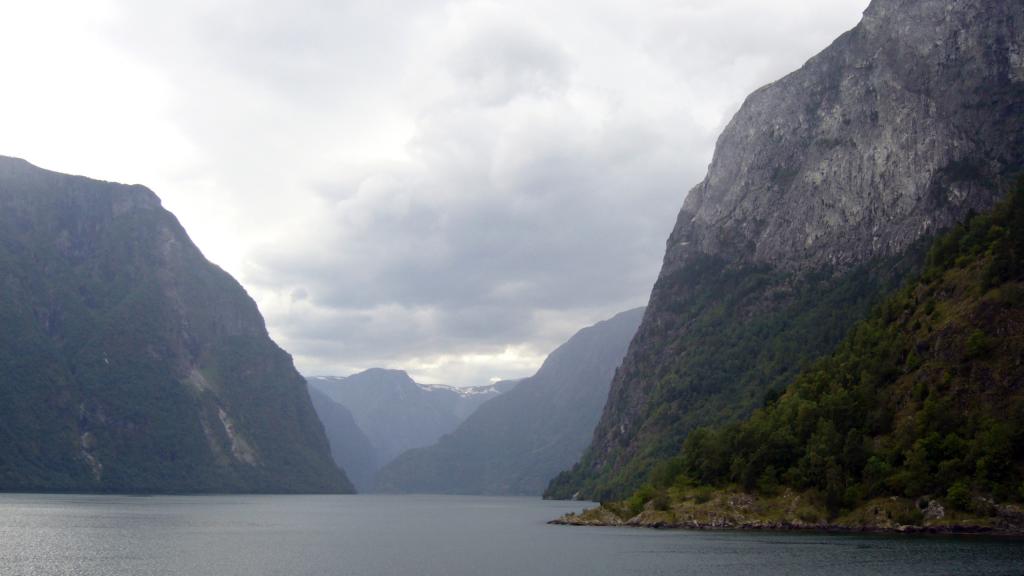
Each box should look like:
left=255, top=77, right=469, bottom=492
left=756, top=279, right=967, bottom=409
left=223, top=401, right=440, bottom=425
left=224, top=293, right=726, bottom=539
left=562, top=181, right=1024, bottom=531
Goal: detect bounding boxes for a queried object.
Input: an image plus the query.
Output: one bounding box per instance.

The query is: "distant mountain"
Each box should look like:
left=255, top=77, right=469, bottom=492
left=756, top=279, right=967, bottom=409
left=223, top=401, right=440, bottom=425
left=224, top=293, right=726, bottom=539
left=308, top=386, right=376, bottom=492
left=0, top=156, right=351, bottom=493
left=307, top=369, right=516, bottom=475
left=374, top=308, right=644, bottom=496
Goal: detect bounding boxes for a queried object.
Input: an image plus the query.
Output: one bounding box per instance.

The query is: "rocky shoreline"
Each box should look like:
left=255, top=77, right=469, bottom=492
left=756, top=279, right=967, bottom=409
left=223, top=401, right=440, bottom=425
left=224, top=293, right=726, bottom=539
left=549, top=490, right=1024, bottom=536
left=549, top=514, right=1022, bottom=536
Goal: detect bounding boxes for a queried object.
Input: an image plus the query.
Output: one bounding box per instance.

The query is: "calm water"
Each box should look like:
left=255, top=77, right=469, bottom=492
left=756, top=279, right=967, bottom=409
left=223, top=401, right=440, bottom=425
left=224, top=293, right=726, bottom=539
left=0, top=494, right=1021, bottom=576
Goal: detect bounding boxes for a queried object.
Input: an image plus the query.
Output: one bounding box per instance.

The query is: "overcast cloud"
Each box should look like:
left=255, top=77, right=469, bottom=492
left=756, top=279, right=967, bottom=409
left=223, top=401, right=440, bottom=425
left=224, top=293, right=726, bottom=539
left=0, top=0, right=868, bottom=385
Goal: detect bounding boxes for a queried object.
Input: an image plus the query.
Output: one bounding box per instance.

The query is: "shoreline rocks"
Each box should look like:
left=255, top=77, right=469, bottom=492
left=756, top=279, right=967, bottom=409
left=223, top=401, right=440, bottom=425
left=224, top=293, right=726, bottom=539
left=549, top=490, right=1024, bottom=537
left=549, top=513, right=1018, bottom=536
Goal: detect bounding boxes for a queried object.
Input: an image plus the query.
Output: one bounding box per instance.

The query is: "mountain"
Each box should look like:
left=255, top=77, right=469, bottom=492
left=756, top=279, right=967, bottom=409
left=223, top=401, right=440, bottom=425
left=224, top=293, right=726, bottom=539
left=375, top=308, right=644, bottom=496
left=0, top=156, right=351, bottom=493
left=307, top=369, right=516, bottom=475
left=559, top=181, right=1024, bottom=532
left=547, top=0, right=1024, bottom=501
left=308, top=386, right=376, bottom=492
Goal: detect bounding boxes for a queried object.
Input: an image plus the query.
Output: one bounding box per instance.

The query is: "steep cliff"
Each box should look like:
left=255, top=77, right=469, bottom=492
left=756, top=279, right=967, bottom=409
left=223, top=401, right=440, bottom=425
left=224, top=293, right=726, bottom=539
left=374, top=308, right=643, bottom=495
left=0, top=157, right=352, bottom=493
left=548, top=0, right=1024, bottom=500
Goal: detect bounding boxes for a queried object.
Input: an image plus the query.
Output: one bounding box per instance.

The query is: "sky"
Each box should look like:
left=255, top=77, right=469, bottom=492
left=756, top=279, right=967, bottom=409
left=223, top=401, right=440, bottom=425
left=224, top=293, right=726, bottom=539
left=0, top=0, right=869, bottom=386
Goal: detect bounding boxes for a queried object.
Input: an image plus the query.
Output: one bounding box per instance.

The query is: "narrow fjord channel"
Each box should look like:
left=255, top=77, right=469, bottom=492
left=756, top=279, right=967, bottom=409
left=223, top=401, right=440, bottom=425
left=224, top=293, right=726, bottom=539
left=1, top=494, right=1021, bottom=576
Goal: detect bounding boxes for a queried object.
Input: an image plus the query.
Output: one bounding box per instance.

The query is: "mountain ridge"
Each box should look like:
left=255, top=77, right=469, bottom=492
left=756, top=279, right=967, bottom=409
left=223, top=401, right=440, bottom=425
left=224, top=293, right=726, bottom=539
left=307, top=368, right=517, bottom=480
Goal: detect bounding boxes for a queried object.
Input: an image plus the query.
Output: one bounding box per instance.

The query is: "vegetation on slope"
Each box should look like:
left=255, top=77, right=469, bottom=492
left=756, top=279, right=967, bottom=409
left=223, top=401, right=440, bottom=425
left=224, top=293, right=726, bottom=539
left=592, top=180, right=1024, bottom=527
left=546, top=246, right=924, bottom=500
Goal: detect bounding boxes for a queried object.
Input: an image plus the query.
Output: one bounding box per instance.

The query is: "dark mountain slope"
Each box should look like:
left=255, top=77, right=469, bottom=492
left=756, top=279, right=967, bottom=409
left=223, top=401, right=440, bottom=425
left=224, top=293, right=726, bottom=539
left=375, top=308, right=644, bottom=495
left=0, top=156, right=351, bottom=493
left=548, top=0, right=1024, bottom=500
left=564, top=181, right=1024, bottom=532
left=676, top=180, right=1024, bottom=509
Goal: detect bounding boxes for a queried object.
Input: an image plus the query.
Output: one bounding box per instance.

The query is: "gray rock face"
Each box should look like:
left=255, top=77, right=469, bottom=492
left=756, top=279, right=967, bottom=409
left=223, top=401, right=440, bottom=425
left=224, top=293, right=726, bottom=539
left=554, top=0, right=1024, bottom=500
left=668, top=0, right=1023, bottom=274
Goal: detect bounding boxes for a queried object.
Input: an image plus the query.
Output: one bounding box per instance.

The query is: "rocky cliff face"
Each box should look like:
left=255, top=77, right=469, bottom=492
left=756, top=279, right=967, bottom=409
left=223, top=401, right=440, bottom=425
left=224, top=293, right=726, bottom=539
left=374, top=308, right=643, bottom=496
left=548, top=0, right=1024, bottom=500
left=670, top=0, right=1023, bottom=274
left=0, top=157, right=352, bottom=493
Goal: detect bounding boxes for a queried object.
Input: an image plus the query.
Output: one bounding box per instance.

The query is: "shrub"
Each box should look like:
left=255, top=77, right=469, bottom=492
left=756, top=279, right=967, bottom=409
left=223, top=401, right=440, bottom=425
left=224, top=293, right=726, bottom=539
left=693, top=486, right=714, bottom=504
left=626, top=485, right=656, bottom=515
left=757, top=466, right=780, bottom=495
left=965, top=329, right=992, bottom=359
left=946, top=480, right=971, bottom=511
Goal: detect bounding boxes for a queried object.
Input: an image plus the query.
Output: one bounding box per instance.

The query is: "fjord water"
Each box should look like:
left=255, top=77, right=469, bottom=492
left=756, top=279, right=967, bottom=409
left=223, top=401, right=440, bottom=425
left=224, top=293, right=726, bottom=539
left=1, top=494, right=1021, bottom=576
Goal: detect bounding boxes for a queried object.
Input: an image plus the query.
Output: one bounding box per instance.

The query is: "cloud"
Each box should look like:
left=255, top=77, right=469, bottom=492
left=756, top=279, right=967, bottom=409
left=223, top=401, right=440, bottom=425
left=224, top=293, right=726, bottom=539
left=444, top=16, right=571, bottom=106
left=0, top=0, right=869, bottom=385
